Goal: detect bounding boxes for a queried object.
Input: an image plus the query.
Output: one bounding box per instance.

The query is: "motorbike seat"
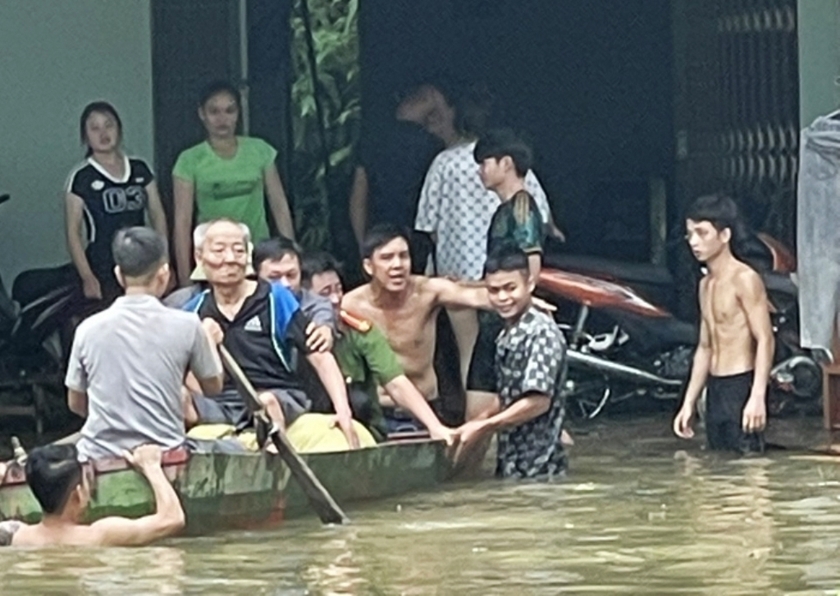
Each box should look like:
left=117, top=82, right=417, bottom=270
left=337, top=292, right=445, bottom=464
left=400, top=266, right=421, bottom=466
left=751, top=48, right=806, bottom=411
left=543, top=253, right=674, bottom=287
left=761, top=271, right=797, bottom=297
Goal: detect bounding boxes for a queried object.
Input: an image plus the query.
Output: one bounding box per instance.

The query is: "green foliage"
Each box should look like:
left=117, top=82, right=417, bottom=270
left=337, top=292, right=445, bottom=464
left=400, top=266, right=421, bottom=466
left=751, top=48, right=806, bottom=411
left=290, top=0, right=361, bottom=251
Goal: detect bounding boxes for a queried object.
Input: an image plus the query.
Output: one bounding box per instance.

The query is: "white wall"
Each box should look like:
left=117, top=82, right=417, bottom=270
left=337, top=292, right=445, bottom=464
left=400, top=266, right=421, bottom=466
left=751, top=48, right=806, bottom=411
left=798, top=0, right=840, bottom=127
left=0, top=0, right=153, bottom=284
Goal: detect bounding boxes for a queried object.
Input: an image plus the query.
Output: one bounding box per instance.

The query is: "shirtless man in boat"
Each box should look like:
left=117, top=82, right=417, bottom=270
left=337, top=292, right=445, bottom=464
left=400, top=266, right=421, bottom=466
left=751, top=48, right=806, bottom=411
left=301, top=250, right=456, bottom=443
left=342, top=224, right=539, bottom=430
left=342, top=224, right=494, bottom=428
left=1, top=443, right=184, bottom=547
left=673, top=194, right=774, bottom=453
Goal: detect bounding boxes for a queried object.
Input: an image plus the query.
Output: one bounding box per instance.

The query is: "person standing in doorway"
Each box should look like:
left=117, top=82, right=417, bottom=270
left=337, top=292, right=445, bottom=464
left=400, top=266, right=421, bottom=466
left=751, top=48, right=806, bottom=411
left=348, top=84, right=445, bottom=273
left=462, top=129, right=545, bottom=425
left=65, top=101, right=168, bottom=303
left=414, top=84, right=563, bottom=394
left=173, top=81, right=294, bottom=286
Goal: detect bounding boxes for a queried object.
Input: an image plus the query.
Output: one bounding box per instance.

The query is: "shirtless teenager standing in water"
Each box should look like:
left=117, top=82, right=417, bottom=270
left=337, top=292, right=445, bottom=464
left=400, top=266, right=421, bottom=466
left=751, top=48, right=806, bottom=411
left=673, top=194, right=775, bottom=453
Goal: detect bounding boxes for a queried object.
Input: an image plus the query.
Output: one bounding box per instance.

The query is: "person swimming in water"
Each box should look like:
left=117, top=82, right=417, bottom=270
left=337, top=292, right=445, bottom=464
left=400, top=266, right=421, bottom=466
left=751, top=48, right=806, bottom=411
left=1, top=443, right=184, bottom=547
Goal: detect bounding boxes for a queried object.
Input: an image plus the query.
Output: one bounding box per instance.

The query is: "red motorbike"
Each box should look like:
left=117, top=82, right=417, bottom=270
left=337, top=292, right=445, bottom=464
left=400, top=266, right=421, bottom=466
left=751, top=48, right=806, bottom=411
left=537, top=234, right=821, bottom=420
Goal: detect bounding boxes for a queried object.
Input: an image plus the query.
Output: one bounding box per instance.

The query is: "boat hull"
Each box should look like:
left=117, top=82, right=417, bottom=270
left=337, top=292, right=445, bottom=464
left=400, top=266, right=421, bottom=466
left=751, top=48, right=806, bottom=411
left=0, top=438, right=450, bottom=533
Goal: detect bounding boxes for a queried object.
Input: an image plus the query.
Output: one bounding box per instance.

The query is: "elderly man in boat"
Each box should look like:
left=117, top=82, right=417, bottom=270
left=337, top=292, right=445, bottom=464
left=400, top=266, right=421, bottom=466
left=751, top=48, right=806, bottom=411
left=182, top=218, right=362, bottom=449
left=66, top=227, right=225, bottom=460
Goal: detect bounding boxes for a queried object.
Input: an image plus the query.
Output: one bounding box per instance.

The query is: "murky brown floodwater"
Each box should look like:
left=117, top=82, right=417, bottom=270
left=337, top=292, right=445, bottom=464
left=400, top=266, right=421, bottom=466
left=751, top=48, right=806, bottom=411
left=3, top=413, right=840, bottom=595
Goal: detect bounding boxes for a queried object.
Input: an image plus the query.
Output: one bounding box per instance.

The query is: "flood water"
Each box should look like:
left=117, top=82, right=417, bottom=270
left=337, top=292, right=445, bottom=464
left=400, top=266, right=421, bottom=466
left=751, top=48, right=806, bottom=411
left=3, top=413, right=840, bottom=595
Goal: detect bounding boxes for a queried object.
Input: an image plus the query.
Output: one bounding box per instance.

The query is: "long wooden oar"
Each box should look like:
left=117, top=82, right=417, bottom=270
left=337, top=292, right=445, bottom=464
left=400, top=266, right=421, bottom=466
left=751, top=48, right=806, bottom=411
left=218, top=345, right=349, bottom=525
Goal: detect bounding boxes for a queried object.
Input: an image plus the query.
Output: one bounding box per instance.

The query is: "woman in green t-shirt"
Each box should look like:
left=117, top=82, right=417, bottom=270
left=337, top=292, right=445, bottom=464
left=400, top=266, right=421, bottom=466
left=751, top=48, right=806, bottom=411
left=172, top=81, right=294, bottom=286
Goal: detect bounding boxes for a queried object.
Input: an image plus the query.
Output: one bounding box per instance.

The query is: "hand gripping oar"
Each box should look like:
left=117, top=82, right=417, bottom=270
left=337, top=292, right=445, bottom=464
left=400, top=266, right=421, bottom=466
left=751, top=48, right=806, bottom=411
left=218, top=345, right=349, bottom=525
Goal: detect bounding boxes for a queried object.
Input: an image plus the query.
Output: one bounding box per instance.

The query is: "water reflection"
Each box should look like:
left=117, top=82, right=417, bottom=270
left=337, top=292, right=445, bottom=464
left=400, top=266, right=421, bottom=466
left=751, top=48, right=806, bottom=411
left=2, top=546, right=186, bottom=595
left=4, top=415, right=840, bottom=594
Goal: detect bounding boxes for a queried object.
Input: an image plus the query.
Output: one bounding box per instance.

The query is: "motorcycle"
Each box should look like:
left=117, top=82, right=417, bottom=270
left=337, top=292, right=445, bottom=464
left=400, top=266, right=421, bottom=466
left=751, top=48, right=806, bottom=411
left=0, top=194, right=79, bottom=379
left=537, top=233, right=822, bottom=420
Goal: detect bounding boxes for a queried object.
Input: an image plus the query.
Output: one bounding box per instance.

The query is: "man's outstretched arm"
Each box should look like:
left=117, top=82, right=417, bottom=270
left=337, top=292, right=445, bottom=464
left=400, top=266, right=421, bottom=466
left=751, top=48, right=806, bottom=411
left=384, top=375, right=455, bottom=445
left=456, top=394, right=550, bottom=452
left=89, top=445, right=185, bottom=547
left=427, top=277, right=492, bottom=311
left=429, top=276, right=555, bottom=313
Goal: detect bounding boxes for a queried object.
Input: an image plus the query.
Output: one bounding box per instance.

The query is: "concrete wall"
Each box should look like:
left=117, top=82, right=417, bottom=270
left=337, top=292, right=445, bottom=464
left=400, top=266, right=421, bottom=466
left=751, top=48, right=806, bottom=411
left=0, top=1, right=153, bottom=284
left=798, top=0, right=840, bottom=126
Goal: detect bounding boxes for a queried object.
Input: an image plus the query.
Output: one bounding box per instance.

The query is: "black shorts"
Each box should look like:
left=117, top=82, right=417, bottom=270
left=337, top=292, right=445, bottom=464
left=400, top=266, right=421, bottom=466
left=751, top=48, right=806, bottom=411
left=706, top=371, right=764, bottom=454
left=192, top=388, right=310, bottom=430
left=466, top=311, right=504, bottom=393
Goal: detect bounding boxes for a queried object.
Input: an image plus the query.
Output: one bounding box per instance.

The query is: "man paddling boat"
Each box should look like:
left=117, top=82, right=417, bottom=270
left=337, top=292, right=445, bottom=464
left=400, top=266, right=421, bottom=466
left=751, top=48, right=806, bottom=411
left=1, top=444, right=184, bottom=547
left=182, top=219, right=361, bottom=449
left=66, top=227, right=224, bottom=460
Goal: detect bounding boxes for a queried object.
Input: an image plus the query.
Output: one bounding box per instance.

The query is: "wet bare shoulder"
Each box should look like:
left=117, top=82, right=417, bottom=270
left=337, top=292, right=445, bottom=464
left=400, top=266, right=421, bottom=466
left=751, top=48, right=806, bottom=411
left=409, top=276, right=443, bottom=308
left=733, top=263, right=766, bottom=298
left=341, top=283, right=372, bottom=311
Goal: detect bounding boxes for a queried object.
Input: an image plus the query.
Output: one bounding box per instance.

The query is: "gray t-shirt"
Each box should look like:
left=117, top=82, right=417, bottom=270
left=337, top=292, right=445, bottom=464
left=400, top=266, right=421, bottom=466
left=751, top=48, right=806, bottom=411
left=66, top=294, right=222, bottom=460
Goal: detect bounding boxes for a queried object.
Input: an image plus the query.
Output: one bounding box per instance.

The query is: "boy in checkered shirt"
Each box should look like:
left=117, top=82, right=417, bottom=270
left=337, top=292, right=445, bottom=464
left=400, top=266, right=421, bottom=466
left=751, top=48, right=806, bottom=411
left=455, top=247, right=568, bottom=478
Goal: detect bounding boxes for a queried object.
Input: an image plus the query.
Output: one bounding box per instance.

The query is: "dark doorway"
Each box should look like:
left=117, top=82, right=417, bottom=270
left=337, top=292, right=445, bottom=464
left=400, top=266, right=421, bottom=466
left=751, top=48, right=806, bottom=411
left=359, top=0, right=675, bottom=261
left=151, top=0, right=241, bottom=213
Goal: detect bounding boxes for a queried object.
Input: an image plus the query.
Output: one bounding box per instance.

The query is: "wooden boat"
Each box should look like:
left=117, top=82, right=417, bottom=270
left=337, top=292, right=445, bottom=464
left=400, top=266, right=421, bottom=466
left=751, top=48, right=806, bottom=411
left=0, top=436, right=451, bottom=534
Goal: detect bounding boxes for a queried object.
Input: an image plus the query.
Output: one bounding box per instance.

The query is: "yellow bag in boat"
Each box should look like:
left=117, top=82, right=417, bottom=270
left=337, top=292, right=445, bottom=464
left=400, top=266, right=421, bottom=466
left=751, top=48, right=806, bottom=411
left=186, top=414, right=376, bottom=453
left=187, top=424, right=237, bottom=440
left=286, top=414, right=376, bottom=453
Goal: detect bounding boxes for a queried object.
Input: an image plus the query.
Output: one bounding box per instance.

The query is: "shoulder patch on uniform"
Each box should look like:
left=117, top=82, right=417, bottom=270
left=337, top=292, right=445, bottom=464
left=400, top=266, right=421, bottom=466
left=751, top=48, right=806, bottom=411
left=340, top=309, right=372, bottom=333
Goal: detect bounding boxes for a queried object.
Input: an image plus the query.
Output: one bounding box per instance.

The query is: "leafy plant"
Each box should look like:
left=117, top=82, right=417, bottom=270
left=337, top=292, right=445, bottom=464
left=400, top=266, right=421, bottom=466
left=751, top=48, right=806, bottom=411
left=289, top=0, right=361, bottom=251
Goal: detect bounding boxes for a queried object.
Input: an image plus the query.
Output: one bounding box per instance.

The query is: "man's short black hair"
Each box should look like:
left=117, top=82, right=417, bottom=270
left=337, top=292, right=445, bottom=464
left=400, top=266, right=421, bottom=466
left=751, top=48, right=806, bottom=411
left=252, top=237, right=302, bottom=273
left=112, top=227, right=168, bottom=279
left=301, top=251, right=343, bottom=286
left=24, top=444, right=82, bottom=515
left=473, top=128, right=533, bottom=177
left=685, top=193, right=742, bottom=236
left=361, top=223, right=411, bottom=261
left=484, top=246, right=530, bottom=277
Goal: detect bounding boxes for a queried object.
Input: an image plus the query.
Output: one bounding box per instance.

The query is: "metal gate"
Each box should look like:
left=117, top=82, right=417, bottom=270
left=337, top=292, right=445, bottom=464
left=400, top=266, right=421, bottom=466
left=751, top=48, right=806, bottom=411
left=716, top=0, right=799, bottom=245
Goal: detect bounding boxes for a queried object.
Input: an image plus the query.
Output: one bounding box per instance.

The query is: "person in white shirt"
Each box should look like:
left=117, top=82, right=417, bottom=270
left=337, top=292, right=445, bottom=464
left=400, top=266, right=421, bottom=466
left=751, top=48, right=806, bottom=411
left=414, top=84, right=564, bottom=419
